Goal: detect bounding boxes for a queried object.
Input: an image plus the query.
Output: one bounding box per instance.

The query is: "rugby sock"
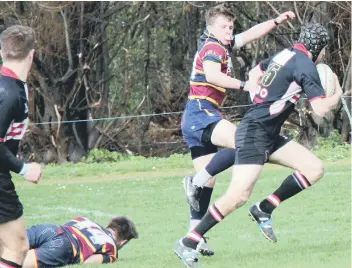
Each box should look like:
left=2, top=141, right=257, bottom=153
left=189, top=219, right=200, bottom=231
left=189, top=187, right=213, bottom=231
left=193, top=148, right=236, bottom=187
left=192, top=169, right=212, bottom=188
left=259, top=171, right=311, bottom=214
left=0, top=258, right=22, bottom=268
left=183, top=204, right=224, bottom=249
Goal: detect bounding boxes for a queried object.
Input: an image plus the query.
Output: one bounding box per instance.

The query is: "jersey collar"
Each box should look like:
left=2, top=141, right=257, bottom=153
left=203, top=30, right=227, bottom=46
left=0, top=66, right=20, bottom=79
left=293, top=43, right=309, bottom=56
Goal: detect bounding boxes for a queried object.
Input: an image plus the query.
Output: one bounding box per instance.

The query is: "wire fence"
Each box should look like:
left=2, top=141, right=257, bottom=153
left=30, top=95, right=351, bottom=126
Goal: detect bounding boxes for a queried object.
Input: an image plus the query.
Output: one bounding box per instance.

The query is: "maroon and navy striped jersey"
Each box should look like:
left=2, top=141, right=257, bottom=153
left=246, top=44, right=325, bottom=137
left=189, top=30, right=234, bottom=106
left=61, top=217, right=118, bottom=264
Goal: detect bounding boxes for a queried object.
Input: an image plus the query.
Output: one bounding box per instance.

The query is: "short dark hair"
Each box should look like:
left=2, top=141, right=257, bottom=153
left=0, top=25, right=36, bottom=61
left=107, top=216, right=138, bottom=241
left=205, top=5, right=236, bottom=26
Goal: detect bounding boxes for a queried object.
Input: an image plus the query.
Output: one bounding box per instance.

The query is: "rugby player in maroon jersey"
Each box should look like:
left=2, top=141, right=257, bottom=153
left=180, top=4, right=295, bottom=257
left=23, top=216, right=138, bottom=267
left=175, top=23, right=342, bottom=267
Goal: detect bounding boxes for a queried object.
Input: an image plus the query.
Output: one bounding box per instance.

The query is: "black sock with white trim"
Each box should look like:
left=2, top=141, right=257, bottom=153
left=182, top=204, right=224, bottom=249
left=259, top=171, right=311, bottom=214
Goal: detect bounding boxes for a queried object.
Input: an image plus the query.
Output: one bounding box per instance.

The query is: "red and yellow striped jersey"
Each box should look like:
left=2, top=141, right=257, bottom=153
left=189, top=31, right=234, bottom=106
left=61, top=217, right=118, bottom=264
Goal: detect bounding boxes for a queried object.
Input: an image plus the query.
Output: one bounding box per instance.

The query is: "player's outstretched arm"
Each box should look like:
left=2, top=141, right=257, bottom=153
left=234, top=11, right=295, bottom=49
left=310, top=74, right=343, bottom=117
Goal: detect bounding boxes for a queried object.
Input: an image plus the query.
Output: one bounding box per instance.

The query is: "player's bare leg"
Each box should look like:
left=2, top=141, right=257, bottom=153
left=0, top=216, right=29, bottom=267
left=215, top=165, right=263, bottom=215
left=269, top=140, right=324, bottom=183
left=210, top=119, right=237, bottom=148
left=176, top=164, right=262, bottom=267
left=249, top=140, right=324, bottom=242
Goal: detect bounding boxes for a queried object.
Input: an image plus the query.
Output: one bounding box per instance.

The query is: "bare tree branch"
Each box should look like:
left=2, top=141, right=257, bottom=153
left=54, top=104, right=61, bottom=141
left=72, top=122, right=85, bottom=149
left=294, top=1, right=303, bottom=25
left=265, top=1, right=296, bottom=30
left=60, top=8, right=74, bottom=83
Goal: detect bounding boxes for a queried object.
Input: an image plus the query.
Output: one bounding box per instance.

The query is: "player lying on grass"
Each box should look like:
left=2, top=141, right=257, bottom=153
left=175, top=22, right=343, bottom=267
left=22, top=216, right=138, bottom=267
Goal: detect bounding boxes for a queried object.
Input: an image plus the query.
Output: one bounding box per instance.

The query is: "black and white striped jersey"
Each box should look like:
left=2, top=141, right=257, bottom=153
left=0, top=66, right=29, bottom=176
left=245, top=43, right=325, bottom=137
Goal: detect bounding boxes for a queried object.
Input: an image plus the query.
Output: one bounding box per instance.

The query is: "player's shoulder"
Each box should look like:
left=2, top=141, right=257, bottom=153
left=0, top=77, right=21, bottom=102
left=0, top=75, right=23, bottom=96
left=0, top=74, right=22, bottom=85
left=200, top=37, right=226, bottom=53
left=293, top=50, right=315, bottom=68
left=270, top=48, right=297, bottom=67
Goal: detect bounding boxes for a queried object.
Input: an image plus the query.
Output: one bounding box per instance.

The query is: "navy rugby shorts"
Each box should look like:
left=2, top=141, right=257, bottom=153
left=181, top=99, right=223, bottom=148
left=27, top=224, right=74, bottom=268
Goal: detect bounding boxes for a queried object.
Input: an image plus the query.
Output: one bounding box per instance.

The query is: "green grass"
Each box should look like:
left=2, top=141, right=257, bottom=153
left=14, top=154, right=351, bottom=268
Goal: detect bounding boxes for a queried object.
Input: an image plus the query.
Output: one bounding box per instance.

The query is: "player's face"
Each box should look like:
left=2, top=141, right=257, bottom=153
left=116, top=239, right=128, bottom=250
left=208, top=16, right=234, bottom=45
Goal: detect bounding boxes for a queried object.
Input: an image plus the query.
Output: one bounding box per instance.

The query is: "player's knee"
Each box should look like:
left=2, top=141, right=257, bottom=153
left=311, top=160, right=325, bottom=183
left=237, top=190, right=250, bottom=207
left=16, top=235, right=30, bottom=258
left=2, top=239, right=29, bottom=264
left=304, top=159, right=325, bottom=184
left=225, top=191, right=250, bottom=210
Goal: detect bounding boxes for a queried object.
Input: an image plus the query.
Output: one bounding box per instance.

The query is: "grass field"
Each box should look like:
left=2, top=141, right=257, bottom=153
left=14, top=153, right=351, bottom=268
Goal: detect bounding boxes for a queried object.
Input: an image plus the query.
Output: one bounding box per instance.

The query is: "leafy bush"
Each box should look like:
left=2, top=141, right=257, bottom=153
left=84, top=149, right=126, bottom=163
left=313, top=130, right=351, bottom=161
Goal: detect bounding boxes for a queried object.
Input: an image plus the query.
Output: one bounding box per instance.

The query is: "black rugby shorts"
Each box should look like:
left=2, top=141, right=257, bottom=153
left=0, top=174, right=23, bottom=224
left=234, top=121, right=290, bottom=165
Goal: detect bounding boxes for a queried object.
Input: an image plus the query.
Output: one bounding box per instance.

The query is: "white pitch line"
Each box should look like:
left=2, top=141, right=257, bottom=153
left=31, top=206, right=116, bottom=218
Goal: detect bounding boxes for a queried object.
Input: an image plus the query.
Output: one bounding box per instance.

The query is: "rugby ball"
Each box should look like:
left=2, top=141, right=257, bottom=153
left=316, top=63, right=335, bottom=97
